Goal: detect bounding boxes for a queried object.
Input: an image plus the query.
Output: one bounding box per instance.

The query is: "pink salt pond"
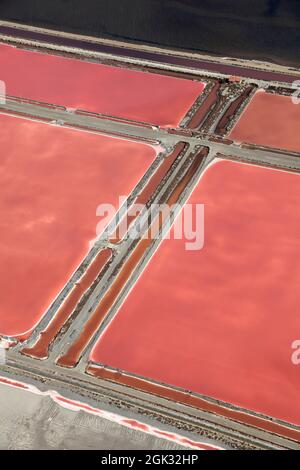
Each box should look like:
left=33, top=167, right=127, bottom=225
left=0, top=113, right=156, bottom=338
left=0, top=43, right=205, bottom=127
left=230, top=90, right=300, bottom=153
left=91, top=159, right=300, bottom=426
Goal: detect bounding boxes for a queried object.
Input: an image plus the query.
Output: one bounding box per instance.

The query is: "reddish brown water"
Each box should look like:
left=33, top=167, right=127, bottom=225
left=0, top=113, right=155, bottom=338
left=110, top=143, right=187, bottom=243
left=229, top=90, right=300, bottom=153
left=57, top=152, right=206, bottom=368
left=21, top=248, right=112, bottom=359
left=0, top=43, right=205, bottom=127
left=87, top=365, right=300, bottom=442
left=91, top=159, right=300, bottom=426
left=0, top=375, right=221, bottom=449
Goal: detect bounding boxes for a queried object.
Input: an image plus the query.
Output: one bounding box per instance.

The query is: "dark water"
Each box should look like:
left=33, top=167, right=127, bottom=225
left=0, top=0, right=299, bottom=67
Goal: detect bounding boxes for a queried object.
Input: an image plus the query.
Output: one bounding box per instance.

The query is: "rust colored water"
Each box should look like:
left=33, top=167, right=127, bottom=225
left=57, top=152, right=206, bottom=368
left=0, top=376, right=222, bottom=450
left=87, top=365, right=300, bottom=441
left=0, top=43, right=205, bottom=127
left=0, top=113, right=155, bottom=338
left=110, top=143, right=187, bottom=243
left=21, top=248, right=112, bottom=359
left=91, top=159, right=300, bottom=426
left=229, top=90, right=300, bottom=153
